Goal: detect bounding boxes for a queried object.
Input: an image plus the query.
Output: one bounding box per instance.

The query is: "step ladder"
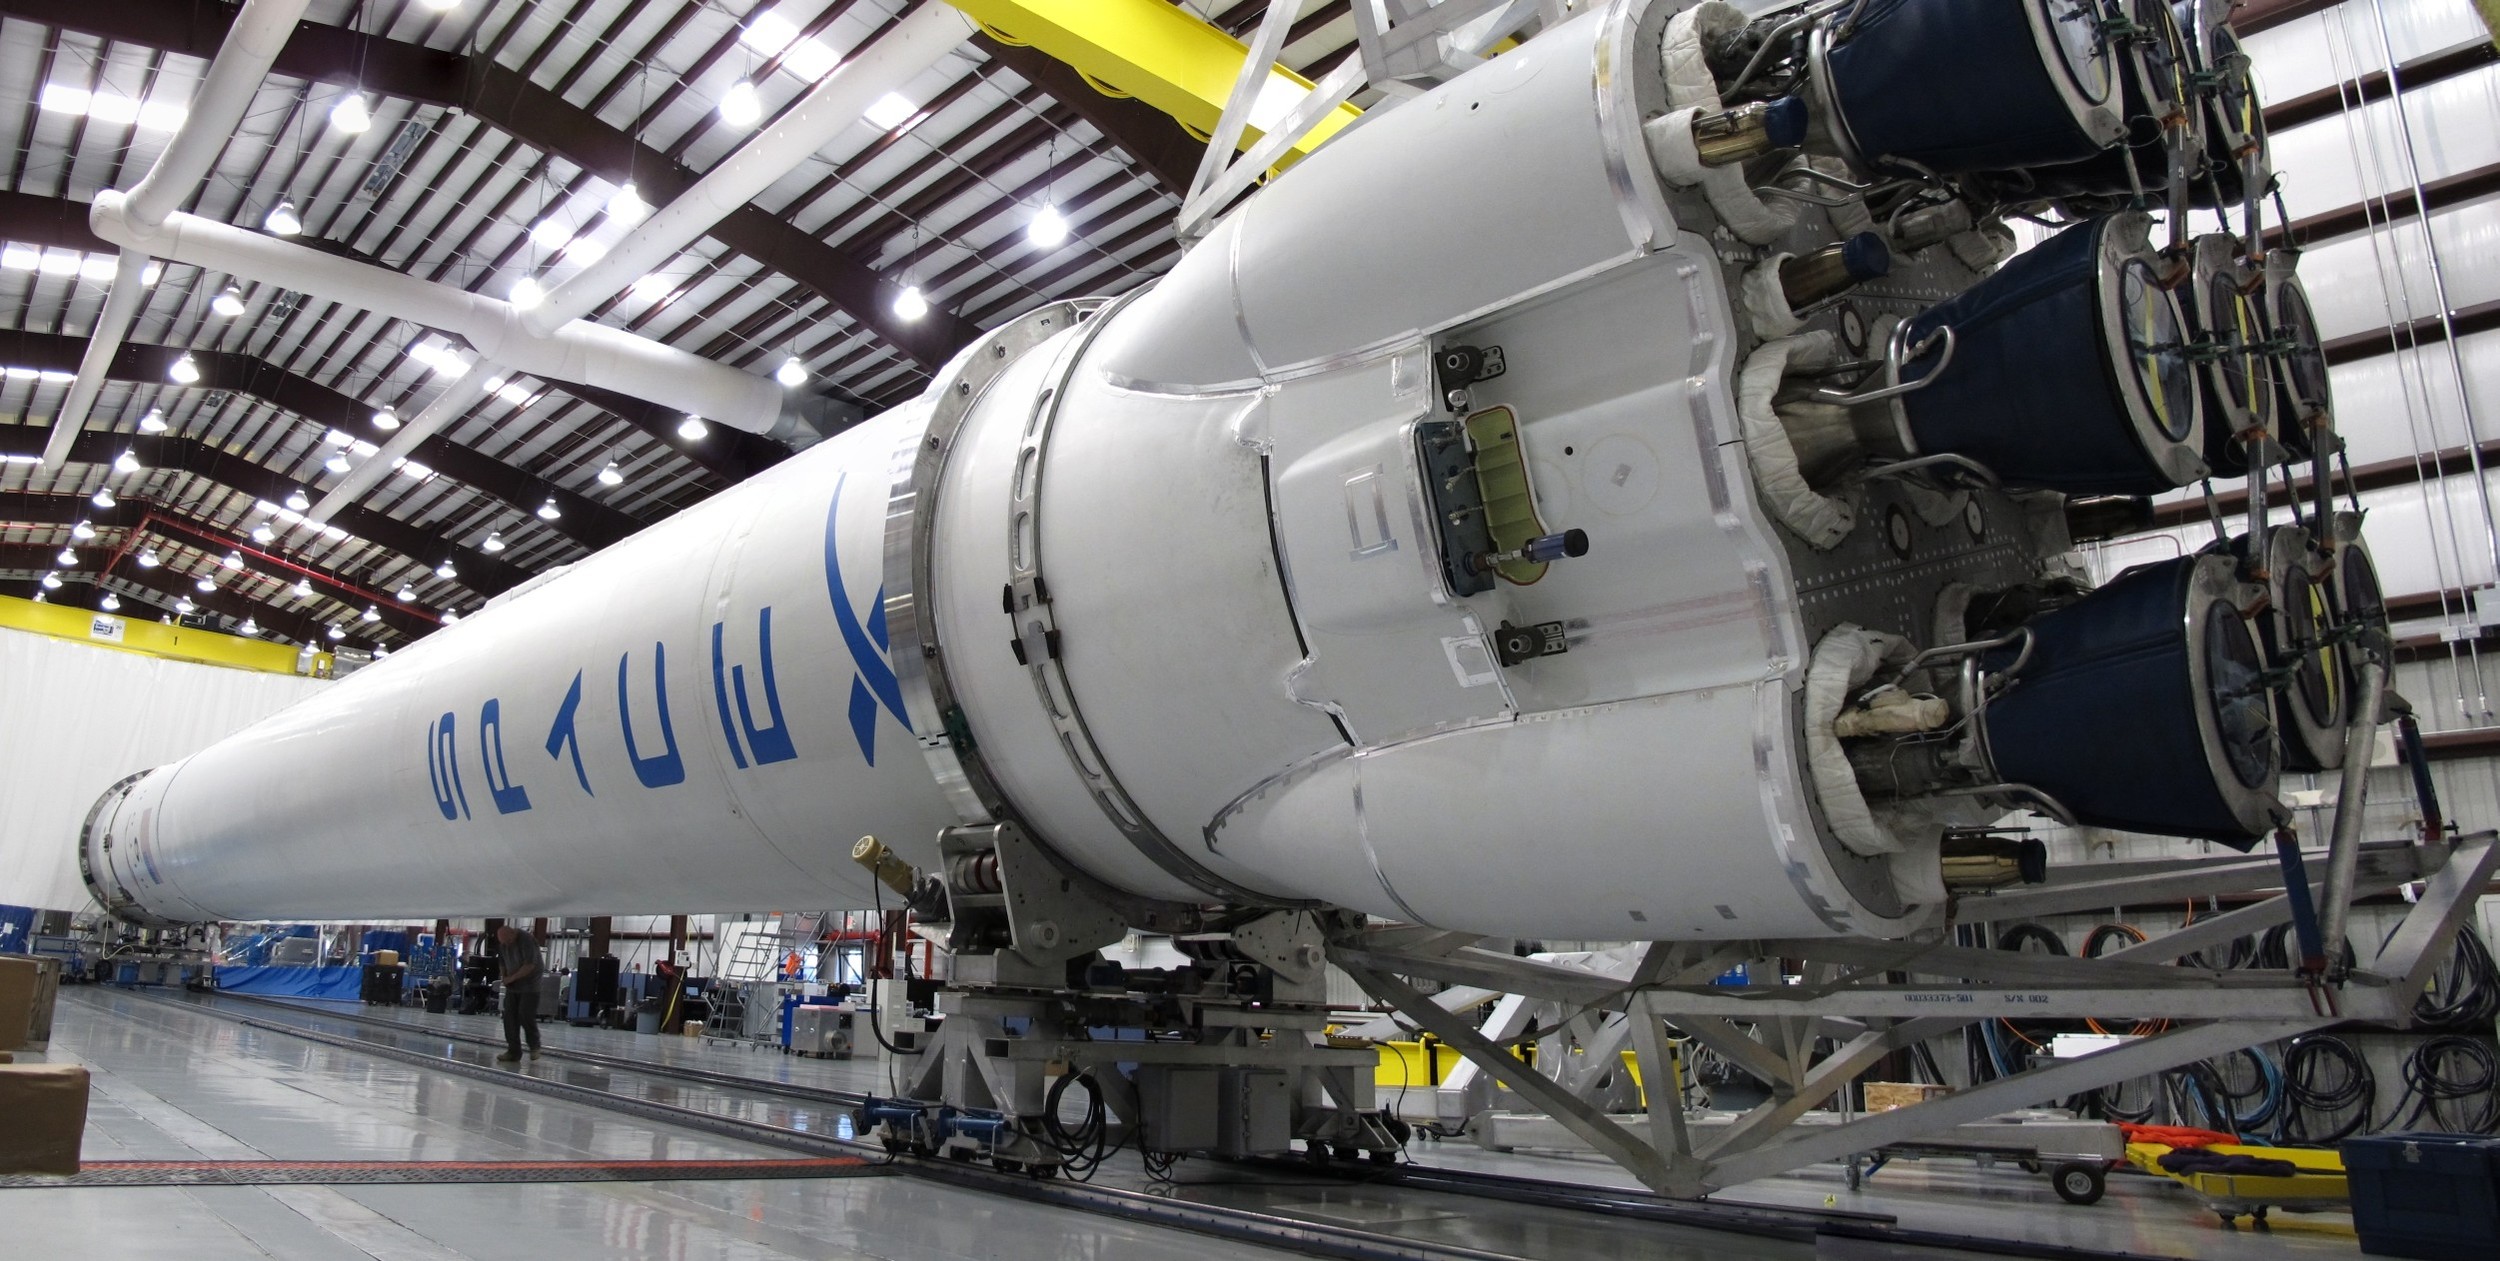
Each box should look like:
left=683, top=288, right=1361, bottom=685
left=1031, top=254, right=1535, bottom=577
left=702, top=914, right=830, bottom=1047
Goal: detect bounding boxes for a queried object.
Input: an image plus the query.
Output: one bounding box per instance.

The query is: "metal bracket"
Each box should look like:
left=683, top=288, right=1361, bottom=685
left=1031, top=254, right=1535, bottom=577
left=940, top=822, right=1128, bottom=969
left=1228, top=910, right=1327, bottom=984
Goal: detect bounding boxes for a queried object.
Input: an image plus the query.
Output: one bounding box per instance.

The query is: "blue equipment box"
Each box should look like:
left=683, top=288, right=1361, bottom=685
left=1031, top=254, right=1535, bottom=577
left=2343, top=1132, right=2500, bottom=1259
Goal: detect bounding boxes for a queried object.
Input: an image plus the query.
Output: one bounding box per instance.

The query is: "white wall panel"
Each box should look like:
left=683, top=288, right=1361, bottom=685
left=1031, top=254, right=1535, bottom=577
left=2267, top=65, right=2500, bottom=224
left=2244, top=0, right=2490, bottom=107
left=2297, top=195, right=2500, bottom=343
left=0, top=628, right=327, bottom=911
left=2090, top=463, right=2500, bottom=599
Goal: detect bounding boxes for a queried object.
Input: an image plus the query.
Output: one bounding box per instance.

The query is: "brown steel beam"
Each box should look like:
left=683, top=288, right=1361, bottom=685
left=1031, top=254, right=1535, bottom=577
left=0, top=492, right=442, bottom=637
left=0, top=425, right=529, bottom=593
left=971, top=33, right=1202, bottom=196
left=2150, top=438, right=2500, bottom=527
left=0, top=325, right=642, bottom=547
left=0, top=0, right=978, bottom=367
left=2322, top=297, right=2500, bottom=364
left=2263, top=41, right=2498, bottom=133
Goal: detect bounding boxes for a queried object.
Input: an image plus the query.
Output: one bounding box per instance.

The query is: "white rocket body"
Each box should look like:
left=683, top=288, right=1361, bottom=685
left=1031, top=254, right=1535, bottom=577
left=83, top=2, right=2107, bottom=941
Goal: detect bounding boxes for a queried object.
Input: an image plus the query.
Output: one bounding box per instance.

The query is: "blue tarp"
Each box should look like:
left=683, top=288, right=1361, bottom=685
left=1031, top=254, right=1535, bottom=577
left=0, top=903, right=35, bottom=954
left=214, top=965, right=364, bottom=1001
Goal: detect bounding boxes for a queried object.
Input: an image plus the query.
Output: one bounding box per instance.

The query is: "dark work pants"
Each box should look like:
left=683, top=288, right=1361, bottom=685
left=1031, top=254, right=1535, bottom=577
left=503, top=985, right=541, bottom=1055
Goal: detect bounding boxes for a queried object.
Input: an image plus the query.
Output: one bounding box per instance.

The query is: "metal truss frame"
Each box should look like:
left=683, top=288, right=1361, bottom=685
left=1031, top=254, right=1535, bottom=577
left=1334, top=828, right=2498, bottom=1197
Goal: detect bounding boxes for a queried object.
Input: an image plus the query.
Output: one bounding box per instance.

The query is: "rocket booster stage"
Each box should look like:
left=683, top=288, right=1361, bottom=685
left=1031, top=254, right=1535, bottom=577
left=83, top=0, right=2347, bottom=943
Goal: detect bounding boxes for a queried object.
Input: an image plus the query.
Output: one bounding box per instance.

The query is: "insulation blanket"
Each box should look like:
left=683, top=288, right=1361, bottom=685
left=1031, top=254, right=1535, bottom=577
left=213, top=965, right=364, bottom=1001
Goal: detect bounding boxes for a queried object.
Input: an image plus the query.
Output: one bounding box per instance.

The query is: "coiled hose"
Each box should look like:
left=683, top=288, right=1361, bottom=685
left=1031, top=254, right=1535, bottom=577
left=2275, top=1035, right=2374, bottom=1146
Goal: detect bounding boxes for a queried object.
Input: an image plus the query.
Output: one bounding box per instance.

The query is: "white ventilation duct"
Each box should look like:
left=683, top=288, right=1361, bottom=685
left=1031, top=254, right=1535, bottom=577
left=525, top=0, right=976, bottom=337
left=42, top=0, right=312, bottom=467
left=89, top=197, right=791, bottom=436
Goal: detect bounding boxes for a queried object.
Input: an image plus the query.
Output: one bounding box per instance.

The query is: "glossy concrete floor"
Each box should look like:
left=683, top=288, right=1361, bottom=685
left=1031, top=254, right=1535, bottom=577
left=10, top=988, right=2368, bottom=1259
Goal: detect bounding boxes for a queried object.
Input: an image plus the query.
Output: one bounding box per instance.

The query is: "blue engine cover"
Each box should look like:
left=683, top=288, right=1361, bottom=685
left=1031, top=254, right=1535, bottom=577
left=1983, top=556, right=2273, bottom=846
left=1901, top=218, right=2189, bottom=494
left=1825, top=0, right=2112, bottom=174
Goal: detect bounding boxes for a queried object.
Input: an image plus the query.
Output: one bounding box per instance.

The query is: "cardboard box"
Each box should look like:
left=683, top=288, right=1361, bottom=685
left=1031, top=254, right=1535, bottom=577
left=1863, top=1081, right=1952, bottom=1113
left=0, top=955, right=62, bottom=1051
left=0, top=1064, right=88, bottom=1174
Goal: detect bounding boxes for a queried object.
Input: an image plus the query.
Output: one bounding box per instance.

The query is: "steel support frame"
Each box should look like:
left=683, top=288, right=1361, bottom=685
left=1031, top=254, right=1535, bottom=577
left=1330, top=829, right=2498, bottom=1196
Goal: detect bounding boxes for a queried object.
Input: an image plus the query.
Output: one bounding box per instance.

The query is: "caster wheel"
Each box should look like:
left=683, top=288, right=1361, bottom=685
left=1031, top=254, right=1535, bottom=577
left=1030, top=1164, right=1058, bottom=1180
left=2017, top=1159, right=2042, bottom=1175
left=2053, top=1161, right=2106, bottom=1206
left=1304, top=1142, right=1334, bottom=1167
left=1366, top=1149, right=1398, bottom=1166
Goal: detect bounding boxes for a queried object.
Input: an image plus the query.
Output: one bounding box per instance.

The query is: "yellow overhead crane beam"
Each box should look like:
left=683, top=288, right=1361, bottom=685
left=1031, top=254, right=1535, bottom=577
left=0, top=593, right=330, bottom=677
left=945, top=0, right=1361, bottom=165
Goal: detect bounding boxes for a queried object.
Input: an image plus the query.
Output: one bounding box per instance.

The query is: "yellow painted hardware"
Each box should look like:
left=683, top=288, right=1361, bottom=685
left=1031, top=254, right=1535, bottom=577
left=944, top=0, right=1360, bottom=165
left=1464, top=406, right=1554, bottom=584
left=2124, top=1141, right=2351, bottom=1222
left=0, top=593, right=330, bottom=677
left=1374, top=1038, right=1448, bottom=1089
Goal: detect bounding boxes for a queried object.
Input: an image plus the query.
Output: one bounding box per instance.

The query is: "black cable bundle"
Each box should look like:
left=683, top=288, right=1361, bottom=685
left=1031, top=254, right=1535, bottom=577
left=1041, top=1069, right=1133, bottom=1180
left=2408, top=924, right=2500, bottom=1029
left=2386, top=1036, right=2500, bottom=1135
left=2276, top=1036, right=2374, bottom=1146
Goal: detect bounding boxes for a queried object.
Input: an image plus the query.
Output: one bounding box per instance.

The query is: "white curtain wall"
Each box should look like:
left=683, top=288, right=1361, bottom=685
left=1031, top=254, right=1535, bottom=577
left=0, top=627, right=328, bottom=911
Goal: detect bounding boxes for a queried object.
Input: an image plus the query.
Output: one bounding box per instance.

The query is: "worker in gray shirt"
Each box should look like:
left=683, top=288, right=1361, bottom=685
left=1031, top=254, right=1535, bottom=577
left=494, top=923, right=544, bottom=1064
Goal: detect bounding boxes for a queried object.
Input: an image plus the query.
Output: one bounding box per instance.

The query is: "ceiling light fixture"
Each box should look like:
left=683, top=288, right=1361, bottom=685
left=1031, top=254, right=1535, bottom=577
left=776, top=355, right=808, bottom=387
left=285, top=488, right=311, bottom=512
left=374, top=644, right=392, bottom=658
left=536, top=499, right=562, bottom=521
left=481, top=531, right=506, bottom=553
left=508, top=276, right=544, bottom=309
left=436, top=559, right=459, bottom=580
left=719, top=81, right=763, bottom=127
left=221, top=550, right=244, bottom=571
left=138, top=408, right=169, bottom=433
left=362, top=604, right=381, bottom=623
left=137, top=547, right=160, bottom=568
left=114, top=449, right=143, bottom=474
left=324, top=452, right=352, bottom=474
left=99, top=592, right=119, bottom=612
left=677, top=415, right=709, bottom=442
left=371, top=407, right=399, bottom=431
left=40, top=573, right=62, bottom=590
left=263, top=200, right=302, bottom=236
left=327, top=624, right=345, bottom=642
left=893, top=284, right=928, bottom=321
left=597, top=460, right=624, bottom=487
left=442, top=610, right=462, bottom=625
left=174, top=596, right=193, bottom=613
left=90, top=487, right=116, bottom=509
left=607, top=183, right=649, bottom=225
left=168, top=354, right=201, bottom=384
left=396, top=582, right=418, bottom=602
left=71, top=520, right=95, bottom=540
left=211, top=285, right=246, bottom=317
left=238, top=617, right=259, bottom=635
left=291, top=578, right=314, bottom=599
left=251, top=521, right=276, bottom=543
left=330, top=92, right=372, bottom=135
left=55, top=547, right=76, bottom=565
left=864, top=92, right=917, bottom=130
left=1027, top=204, right=1069, bottom=249
left=195, top=574, right=216, bottom=592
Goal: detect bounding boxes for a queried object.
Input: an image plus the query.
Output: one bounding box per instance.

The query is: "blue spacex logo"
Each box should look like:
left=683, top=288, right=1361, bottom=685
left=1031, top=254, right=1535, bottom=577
left=825, top=475, right=911, bottom=764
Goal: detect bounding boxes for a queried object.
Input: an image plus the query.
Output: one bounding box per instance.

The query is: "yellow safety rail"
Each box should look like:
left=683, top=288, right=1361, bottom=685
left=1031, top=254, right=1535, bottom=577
left=0, top=593, right=328, bottom=677
left=945, top=0, right=1361, bottom=163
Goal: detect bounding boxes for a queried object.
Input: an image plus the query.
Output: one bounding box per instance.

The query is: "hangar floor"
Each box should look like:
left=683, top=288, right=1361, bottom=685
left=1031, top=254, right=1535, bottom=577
left=11, top=988, right=2365, bottom=1260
